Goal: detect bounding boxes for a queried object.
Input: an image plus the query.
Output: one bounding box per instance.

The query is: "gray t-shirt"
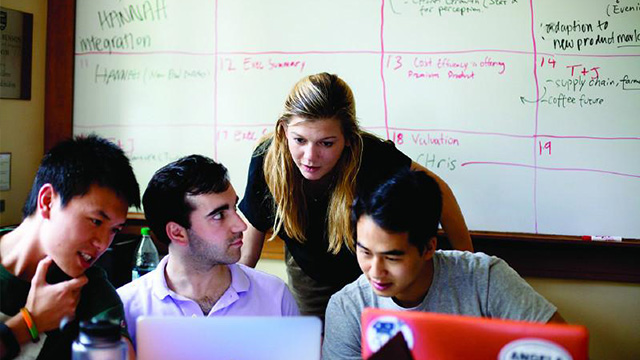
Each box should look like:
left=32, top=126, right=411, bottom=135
left=322, top=251, right=557, bottom=360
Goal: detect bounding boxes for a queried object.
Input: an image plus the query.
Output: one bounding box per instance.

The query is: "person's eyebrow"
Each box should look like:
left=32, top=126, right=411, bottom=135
left=98, top=210, right=111, bottom=221
left=207, top=204, right=229, bottom=217
left=357, top=242, right=405, bottom=256
left=380, top=250, right=405, bottom=256
left=289, top=131, right=338, bottom=141
left=96, top=210, right=126, bottom=228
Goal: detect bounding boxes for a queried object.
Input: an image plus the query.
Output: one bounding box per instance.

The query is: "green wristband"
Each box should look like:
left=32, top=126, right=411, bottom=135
left=20, top=307, right=40, bottom=343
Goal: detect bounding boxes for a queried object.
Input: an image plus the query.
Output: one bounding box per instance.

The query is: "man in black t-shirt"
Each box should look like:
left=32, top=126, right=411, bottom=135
left=0, top=135, right=140, bottom=360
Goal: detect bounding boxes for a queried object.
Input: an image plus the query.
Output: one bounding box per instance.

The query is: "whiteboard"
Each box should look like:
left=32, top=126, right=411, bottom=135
left=73, top=0, right=640, bottom=239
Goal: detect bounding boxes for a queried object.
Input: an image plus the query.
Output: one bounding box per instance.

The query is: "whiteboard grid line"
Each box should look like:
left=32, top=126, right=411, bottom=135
left=380, top=0, right=390, bottom=140
left=72, top=123, right=640, bottom=141
left=529, top=0, right=540, bottom=233
left=74, top=50, right=640, bottom=58
left=213, top=0, right=219, bottom=161
left=460, top=161, right=640, bottom=179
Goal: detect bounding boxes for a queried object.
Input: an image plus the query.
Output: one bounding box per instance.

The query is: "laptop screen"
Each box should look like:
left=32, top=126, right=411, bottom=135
left=361, top=308, right=589, bottom=360
left=136, top=316, right=322, bottom=360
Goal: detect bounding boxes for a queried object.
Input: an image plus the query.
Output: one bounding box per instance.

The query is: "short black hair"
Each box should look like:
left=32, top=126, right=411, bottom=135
left=22, top=134, right=140, bottom=218
left=351, top=169, right=442, bottom=253
left=142, top=155, right=230, bottom=245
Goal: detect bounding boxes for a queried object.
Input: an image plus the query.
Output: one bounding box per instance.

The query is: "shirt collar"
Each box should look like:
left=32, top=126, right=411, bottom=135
left=151, top=256, right=251, bottom=300
left=227, top=263, right=250, bottom=294
left=152, top=255, right=172, bottom=300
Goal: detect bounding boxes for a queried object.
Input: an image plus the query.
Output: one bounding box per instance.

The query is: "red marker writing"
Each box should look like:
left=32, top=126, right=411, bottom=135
left=581, top=235, right=622, bottom=242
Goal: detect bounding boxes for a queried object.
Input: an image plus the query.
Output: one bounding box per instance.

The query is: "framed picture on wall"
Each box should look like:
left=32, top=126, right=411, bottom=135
left=0, top=153, right=10, bottom=191
left=0, top=7, right=33, bottom=100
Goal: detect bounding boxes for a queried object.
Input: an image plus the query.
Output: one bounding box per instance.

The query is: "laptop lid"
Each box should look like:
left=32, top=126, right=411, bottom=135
left=361, top=308, right=589, bottom=360
left=136, top=316, right=322, bottom=360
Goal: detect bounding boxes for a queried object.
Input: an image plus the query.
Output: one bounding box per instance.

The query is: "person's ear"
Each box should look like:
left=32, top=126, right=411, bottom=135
left=166, top=221, right=189, bottom=246
left=421, top=236, right=437, bottom=261
left=37, top=184, right=56, bottom=219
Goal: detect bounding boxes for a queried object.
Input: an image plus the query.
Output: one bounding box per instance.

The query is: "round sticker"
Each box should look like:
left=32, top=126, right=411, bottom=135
left=498, top=338, right=573, bottom=360
left=365, top=315, right=414, bottom=353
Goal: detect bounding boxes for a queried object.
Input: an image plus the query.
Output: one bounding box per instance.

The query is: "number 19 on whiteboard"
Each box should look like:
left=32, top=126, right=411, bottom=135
left=539, top=141, right=551, bottom=155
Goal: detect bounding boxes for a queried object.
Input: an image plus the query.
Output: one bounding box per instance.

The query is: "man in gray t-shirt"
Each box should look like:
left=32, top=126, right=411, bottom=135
left=322, top=170, right=565, bottom=360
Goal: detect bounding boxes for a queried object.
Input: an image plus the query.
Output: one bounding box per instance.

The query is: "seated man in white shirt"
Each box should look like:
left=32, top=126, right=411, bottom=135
left=117, top=155, right=298, bottom=347
left=322, top=169, right=565, bottom=360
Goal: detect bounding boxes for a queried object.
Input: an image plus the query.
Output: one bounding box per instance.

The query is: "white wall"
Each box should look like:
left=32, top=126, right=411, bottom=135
left=256, top=258, right=288, bottom=282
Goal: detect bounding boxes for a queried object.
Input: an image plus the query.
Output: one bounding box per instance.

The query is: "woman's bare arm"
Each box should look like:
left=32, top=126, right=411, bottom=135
left=239, top=224, right=267, bottom=268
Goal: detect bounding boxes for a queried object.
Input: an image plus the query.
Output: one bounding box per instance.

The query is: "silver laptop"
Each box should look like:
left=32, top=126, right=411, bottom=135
left=136, top=316, right=322, bottom=360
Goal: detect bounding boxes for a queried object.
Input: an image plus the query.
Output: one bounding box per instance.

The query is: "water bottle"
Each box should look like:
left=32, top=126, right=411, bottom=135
left=131, top=227, right=159, bottom=280
left=72, top=320, right=127, bottom=360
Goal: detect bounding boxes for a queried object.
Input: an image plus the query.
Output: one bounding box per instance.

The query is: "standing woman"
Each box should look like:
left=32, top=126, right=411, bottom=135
left=239, top=73, right=472, bottom=319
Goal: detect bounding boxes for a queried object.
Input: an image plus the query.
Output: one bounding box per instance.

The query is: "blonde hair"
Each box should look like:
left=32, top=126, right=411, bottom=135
left=261, top=73, right=363, bottom=254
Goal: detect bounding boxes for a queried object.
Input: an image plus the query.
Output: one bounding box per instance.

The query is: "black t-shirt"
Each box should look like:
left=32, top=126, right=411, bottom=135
left=239, top=134, right=411, bottom=286
left=0, top=228, right=129, bottom=360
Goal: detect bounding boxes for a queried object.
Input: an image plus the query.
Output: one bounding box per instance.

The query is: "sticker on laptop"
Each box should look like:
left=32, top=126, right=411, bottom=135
left=365, top=315, right=414, bottom=353
left=498, top=339, right=573, bottom=360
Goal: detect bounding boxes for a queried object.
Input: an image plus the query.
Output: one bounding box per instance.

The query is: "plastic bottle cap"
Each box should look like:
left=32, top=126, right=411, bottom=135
left=141, top=227, right=151, bottom=236
left=78, top=320, right=121, bottom=344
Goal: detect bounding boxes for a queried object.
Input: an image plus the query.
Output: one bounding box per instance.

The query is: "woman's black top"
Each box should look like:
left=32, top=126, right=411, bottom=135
left=239, top=133, right=411, bottom=287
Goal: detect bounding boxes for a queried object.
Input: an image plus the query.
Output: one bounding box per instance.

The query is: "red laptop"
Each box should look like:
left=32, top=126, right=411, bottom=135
left=361, top=308, right=589, bottom=360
